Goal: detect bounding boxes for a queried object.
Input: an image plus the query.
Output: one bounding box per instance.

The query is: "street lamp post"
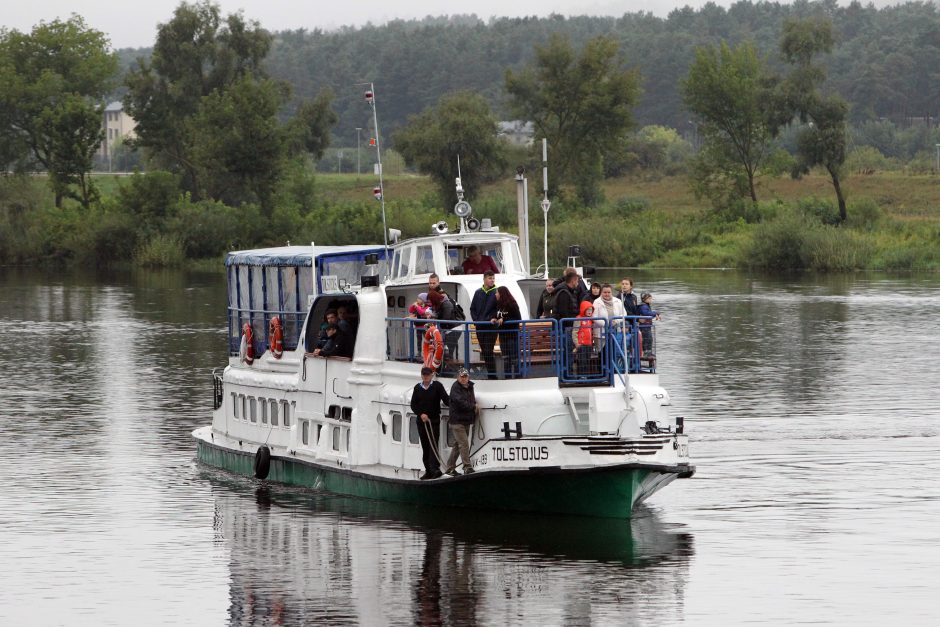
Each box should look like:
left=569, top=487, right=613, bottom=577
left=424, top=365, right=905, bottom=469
left=356, top=127, right=362, bottom=177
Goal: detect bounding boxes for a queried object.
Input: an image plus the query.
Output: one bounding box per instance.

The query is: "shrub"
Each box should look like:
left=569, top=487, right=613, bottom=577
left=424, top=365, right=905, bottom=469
left=797, top=197, right=841, bottom=225
left=134, top=234, right=185, bottom=267
left=166, top=198, right=259, bottom=258
left=845, top=198, right=883, bottom=231
left=116, top=170, right=182, bottom=236
left=804, top=227, right=872, bottom=271
left=739, top=211, right=812, bottom=270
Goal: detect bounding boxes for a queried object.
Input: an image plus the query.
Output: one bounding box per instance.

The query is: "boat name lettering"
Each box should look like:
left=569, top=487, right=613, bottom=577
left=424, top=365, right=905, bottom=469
left=491, top=445, right=550, bottom=462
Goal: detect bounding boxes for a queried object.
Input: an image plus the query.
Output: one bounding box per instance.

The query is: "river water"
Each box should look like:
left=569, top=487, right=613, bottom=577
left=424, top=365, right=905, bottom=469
left=1, top=268, right=938, bottom=626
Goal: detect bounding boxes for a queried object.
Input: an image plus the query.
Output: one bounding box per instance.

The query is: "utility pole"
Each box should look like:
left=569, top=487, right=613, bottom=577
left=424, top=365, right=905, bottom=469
left=356, top=127, right=362, bottom=177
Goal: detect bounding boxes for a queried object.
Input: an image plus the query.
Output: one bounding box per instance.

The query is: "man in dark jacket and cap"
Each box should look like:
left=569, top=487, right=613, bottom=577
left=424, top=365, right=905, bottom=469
left=409, top=367, right=450, bottom=480
left=445, top=368, right=477, bottom=475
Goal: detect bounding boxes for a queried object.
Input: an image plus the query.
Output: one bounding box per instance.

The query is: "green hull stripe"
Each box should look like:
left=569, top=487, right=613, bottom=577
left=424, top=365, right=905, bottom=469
left=197, top=440, right=670, bottom=518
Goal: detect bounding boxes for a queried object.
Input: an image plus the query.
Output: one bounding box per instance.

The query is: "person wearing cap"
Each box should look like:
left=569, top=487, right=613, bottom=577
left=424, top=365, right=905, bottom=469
left=636, top=292, right=661, bottom=357
left=445, top=368, right=477, bottom=475
left=409, top=366, right=450, bottom=480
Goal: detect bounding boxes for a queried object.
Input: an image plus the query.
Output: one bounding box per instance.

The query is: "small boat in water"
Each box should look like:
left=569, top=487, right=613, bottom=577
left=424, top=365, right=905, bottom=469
left=194, top=163, right=694, bottom=518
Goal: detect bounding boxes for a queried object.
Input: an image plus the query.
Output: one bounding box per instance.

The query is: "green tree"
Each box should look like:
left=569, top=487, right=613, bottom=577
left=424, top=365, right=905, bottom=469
left=682, top=41, right=778, bottom=205
left=779, top=18, right=850, bottom=222
left=0, top=16, right=117, bottom=207
left=124, top=1, right=335, bottom=213
left=393, top=91, right=507, bottom=207
left=505, top=34, right=640, bottom=206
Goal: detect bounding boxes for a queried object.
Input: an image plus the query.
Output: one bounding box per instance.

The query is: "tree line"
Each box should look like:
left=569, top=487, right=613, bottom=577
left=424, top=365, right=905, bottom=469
left=2, top=0, right=939, bottom=268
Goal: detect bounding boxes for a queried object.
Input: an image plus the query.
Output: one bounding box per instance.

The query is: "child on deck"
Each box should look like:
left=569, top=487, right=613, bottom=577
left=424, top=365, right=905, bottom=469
left=408, top=293, right=430, bottom=360
left=572, top=301, right=598, bottom=376
left=637, top=292, right=661, bottom=357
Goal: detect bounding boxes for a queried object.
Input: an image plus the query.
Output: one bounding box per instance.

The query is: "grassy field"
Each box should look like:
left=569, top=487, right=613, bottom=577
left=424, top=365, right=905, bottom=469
left=5, top=169, right=939, bottom=270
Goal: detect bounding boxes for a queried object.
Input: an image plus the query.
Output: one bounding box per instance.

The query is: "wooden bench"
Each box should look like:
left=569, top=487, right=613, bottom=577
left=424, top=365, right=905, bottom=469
left=468, top=321, right=555, bottom=364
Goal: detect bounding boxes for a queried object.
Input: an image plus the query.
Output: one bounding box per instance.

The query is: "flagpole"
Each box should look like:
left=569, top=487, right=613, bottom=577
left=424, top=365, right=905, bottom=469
left=364, top=84, right=389, bottom=279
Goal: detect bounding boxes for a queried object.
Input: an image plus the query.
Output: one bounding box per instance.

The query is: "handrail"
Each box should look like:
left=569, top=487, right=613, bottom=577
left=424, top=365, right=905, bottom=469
left=384, top=314, right=655, bottom=381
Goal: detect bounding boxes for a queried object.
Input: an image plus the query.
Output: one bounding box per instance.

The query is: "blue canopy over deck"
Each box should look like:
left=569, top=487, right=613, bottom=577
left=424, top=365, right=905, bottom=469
left=226, top=245, right=386, bottom=355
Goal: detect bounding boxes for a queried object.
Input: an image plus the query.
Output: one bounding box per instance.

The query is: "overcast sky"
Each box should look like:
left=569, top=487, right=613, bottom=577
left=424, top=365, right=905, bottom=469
left=4, top=0, right=905, bottom=49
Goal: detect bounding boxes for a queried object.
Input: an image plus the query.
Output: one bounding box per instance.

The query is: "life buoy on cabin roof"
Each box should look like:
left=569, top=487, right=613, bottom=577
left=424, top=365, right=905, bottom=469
left=240, top=322, right=255, bottom=365
left=422, top=324, right=444, bottom=371
left=269, top=316, right=284, bottom=359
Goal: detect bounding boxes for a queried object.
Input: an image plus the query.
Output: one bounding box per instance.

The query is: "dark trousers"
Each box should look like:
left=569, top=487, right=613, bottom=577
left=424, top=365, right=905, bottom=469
left=418, top=416, right=441, bottom=473
left=477, top=329, right=497, bottom=380
left=498, top=329, right=518, bottom=378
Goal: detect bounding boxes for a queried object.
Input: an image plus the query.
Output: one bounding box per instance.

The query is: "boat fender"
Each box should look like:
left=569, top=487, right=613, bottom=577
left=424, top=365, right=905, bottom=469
left=422, top=324, right=444, bottom=371
left=254, top=445, right=271, bottom=479
left=269, top=316, right=284, bottom=359
left=240, top=323, right=255, bottom=365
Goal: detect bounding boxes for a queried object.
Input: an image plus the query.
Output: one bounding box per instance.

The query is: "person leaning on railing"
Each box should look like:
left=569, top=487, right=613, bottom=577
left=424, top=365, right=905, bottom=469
left=553, top=270, right=582, bottom=373
left=494, top=286, right=521, bottom=378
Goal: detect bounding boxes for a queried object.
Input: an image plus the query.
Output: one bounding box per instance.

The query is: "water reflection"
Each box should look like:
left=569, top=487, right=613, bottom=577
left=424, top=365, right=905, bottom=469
left=206, top=472, right=694, bottom=626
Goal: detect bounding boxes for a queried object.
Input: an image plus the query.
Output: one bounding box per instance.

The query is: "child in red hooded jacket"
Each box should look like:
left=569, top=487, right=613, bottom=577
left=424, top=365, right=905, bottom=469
left=572, top=301, right=598, bottom=376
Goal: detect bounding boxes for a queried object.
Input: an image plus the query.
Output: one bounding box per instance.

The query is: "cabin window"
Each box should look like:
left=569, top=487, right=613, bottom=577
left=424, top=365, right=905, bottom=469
left=445, top=247, right=460, bottom=272
left=317, top=423, right=323, bottom=444
left=399, top=247, right=412, bottom=277
left=332, top=426, right=341, bottom=451
left=408, top=414, right=420, bottom=445
left=232, top=393, right=239, bottom=419
left=415, top=245, right=434, bottom=274
left=260, top=399, right=268, bottom=424
left=302, top=420, right=309, bottom=445
left=240, top=395, right=247, bottom=421
left=341, top=407, right=352, bottom=421
left=249, top=397, right=257, bottom=422
left=390, top=249, right=402, bottom=278
left=269, top=400, right=278, bottom=426
left=345, top=429, right=350, bottom=452
left=281, top=400, right=291, bottom=427
left=391, top=412, right=402, bottom=442
left=327, top=404, right=340, bottom=419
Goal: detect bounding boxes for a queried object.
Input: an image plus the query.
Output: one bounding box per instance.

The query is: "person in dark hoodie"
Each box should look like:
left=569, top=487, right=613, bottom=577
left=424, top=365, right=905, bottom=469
left=313, top=323, right=351, bottom=358
left=444, top=368, right=477, bottom=475
left=409, top=366, right=450, bottom=480
left=470, top=271, right=499, bottom=380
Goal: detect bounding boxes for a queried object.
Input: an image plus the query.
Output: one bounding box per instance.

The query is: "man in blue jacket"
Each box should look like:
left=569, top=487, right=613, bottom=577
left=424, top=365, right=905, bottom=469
left=470, top=271, right=498, bottom=379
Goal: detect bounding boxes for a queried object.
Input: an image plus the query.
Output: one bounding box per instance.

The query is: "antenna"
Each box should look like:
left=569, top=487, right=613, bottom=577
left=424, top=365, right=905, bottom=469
left=360, top=82, right=389, bottom=279
left=540, top=138, right=551, bottom=278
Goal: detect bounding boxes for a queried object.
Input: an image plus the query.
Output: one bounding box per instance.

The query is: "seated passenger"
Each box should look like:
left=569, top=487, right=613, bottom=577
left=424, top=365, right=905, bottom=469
left=317, top=309, right=338, bottom=348
left=461, top=245, right=499, bottom=275
left=314, top=323, right=352, bottom=358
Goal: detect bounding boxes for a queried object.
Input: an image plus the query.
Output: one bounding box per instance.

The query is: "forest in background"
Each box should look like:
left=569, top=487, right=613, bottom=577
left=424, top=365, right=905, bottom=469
left=3, top=0, right=939, bottom=273
left=113, top=0, right=940, bottom=151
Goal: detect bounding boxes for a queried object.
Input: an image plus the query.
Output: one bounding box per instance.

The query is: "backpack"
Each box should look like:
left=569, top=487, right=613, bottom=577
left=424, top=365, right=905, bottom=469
left=452, top=302, right=466, bottom=321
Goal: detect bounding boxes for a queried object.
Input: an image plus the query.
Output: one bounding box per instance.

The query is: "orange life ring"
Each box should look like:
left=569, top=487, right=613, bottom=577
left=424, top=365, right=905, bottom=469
left=422, top=324, right=444, bottom=371
left=269, top=316, right=284, bottom=359
left=240, top=322, right=255, bottom=365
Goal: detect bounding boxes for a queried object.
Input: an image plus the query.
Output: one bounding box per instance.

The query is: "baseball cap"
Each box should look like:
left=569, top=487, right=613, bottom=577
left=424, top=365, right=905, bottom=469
left=457, top=368, right=470, bottom=377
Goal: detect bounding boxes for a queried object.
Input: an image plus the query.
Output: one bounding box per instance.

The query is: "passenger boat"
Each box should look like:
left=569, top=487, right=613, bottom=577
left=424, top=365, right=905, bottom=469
left=193, top=199, right=694, bottom=518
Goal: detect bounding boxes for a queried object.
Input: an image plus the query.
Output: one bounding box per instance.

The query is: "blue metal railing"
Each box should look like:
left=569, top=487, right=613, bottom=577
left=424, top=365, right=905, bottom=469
left=385, top=315, right=655, bottom=381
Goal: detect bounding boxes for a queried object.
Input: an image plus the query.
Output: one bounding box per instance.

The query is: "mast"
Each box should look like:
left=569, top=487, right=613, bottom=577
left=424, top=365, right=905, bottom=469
left=364, top=85, right=389, bottom=278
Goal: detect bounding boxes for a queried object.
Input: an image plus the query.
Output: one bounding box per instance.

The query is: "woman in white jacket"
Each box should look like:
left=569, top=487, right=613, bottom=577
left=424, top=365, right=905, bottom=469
left=593, top=284, right=628, bottom=371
